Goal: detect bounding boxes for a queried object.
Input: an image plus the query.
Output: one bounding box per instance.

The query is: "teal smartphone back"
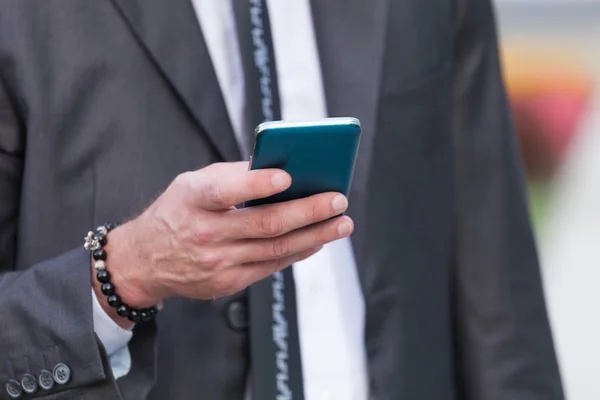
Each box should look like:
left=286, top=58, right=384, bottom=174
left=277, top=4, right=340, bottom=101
left=246, top=117, right=361, bottom=207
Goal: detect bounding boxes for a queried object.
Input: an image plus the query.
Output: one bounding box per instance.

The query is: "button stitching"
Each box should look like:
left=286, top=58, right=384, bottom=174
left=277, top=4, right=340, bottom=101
left=20, top=374, right=37, bottom=394
left=38, top=370, right=55, bottom=390
left=5, top=380, right=22, bottom=399
left=52, top=363, right=71, bottom=385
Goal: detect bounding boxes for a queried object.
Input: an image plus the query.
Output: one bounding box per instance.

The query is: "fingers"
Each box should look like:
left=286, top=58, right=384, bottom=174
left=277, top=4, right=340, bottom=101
left=232, top=215, right=353, bottom=264
left=182, top=162, right=292, bottom=210
left=236, top=246, right=323, bottom=289
left=221, top=192, right=349, bottom=240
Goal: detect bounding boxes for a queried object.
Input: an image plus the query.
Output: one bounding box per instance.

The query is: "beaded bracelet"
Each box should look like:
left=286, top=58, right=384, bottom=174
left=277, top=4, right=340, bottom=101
left=84, top=223, right=160, bottom=323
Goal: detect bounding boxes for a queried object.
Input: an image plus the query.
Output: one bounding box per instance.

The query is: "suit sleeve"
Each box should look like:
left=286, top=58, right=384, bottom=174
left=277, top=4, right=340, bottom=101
left=451, top=0, right=565, bottom=398
left=0, top=70, right=155, bottom=398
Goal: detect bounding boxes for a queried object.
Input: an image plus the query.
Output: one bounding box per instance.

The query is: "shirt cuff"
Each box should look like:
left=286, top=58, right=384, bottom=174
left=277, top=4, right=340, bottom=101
left=91, top=288, right=134, bottom=356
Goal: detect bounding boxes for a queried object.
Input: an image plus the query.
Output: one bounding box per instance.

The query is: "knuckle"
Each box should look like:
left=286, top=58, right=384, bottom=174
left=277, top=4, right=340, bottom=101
left=196, top=251, right=223, bottom=270
left=173, top=172, right=193, bottom=192
left=260, top=211, right=286, bottom=237
left=202, top=162, right=225, bottom=174
left=206, top=180, right=230, bottom=207
left=304, top=201, right=320, bottom=224
left=269, top=237, right=290, bottom=258
left=206, top=179, right=233, bottom=208
left=194, top=229, right=215, bottom=246
left=172, top=171, right=203, bottom=204
left=193, top=223, right=219, bottom=245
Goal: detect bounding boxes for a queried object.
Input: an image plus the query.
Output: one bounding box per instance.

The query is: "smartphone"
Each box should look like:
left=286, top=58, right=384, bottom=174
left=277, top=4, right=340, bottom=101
left=245, top=117, right=361, bottom=207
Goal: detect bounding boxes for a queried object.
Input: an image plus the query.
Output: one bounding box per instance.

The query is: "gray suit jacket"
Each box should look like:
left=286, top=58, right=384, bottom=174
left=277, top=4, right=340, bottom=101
left=0, top=0, right=564, bottom=399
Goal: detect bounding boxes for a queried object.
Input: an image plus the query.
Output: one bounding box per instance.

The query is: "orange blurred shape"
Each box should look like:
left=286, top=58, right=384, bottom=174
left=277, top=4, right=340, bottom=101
left=502, top=44, right=593, bottom=98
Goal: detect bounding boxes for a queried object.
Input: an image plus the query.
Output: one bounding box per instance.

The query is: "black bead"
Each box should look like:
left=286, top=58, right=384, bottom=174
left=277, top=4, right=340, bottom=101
left=96, top=269, right=111, bottom=283
left=140, top=310, right=151, bottom=322
left=101, top=282, right=115, bottom=296
left=105, top=222, right=117, bottom=231
left=107, top=294, right=121, bottom=308
left=92, top=248, right=107, bottom=261
left=95, top=232, right=107, bottom=246
left=149, top=306, right=159, bottom=316
left=128, top=309, right=141, bottom=323
left=116, top=304, right=130, bottom=318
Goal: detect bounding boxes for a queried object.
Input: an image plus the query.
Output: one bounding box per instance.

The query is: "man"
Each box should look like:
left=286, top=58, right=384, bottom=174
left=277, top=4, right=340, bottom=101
left=0, top=0, right=564, bottom=399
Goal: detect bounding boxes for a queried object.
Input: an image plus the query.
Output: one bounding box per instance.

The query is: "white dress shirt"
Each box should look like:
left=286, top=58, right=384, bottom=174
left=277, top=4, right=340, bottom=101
left=92, top=1, right=369, bottom=398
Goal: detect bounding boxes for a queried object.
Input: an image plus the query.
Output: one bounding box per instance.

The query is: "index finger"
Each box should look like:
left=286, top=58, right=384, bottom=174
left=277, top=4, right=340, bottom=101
left=188, top=162, right=291, bottom=210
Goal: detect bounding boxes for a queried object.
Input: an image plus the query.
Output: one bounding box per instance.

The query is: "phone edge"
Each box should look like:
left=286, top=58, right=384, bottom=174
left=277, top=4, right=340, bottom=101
left=254, top=117, right=361, bottom=138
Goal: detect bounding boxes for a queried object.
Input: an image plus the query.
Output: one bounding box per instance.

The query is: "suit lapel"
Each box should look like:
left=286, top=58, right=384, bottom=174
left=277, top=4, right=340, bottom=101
left=310, top=0, right=389, bottom=265
left=111, top=0, right=242, bottom=161
left=111, top=0, right=387, bottom=242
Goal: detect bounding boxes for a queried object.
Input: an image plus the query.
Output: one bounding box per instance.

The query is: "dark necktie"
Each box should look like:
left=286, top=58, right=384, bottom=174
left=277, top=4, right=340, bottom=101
left=231, top=1, right=305, bottom=399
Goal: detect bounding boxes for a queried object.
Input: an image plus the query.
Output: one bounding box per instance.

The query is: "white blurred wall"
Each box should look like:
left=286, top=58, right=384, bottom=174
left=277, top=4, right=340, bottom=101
left=494, top=1, right=600, bottom=399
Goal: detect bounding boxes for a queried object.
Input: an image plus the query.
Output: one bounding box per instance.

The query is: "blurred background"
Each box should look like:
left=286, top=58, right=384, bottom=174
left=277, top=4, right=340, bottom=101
left=494, top=0, right=600, bottom=398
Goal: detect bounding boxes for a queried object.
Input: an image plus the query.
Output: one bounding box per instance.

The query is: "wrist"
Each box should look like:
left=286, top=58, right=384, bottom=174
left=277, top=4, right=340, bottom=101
left=88, top=222, right=163, bottom=328
left=91, top=268, right=133, bottom=329
left=102, top=222, right=163, bottom=308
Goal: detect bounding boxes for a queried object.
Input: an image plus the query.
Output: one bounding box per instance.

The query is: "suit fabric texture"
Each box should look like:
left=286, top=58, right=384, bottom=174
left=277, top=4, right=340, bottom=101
left=0, top=0, right=564, bottom=399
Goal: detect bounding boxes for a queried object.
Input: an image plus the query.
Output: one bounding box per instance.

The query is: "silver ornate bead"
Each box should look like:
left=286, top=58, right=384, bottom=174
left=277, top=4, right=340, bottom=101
left=84, top=231, right=96, bottom=251
left=96, top=226, right=108, bottom=235
left=94, top=260, right=106, bottom=271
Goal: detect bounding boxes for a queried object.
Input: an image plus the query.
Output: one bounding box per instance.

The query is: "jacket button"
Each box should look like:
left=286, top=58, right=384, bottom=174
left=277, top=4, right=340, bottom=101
left=38, top=370, right=55, bottom=390
left=52, top=363, right=71, bottom=385
left=5, top=380, right=22, bottom=398
left=20, top=374, right=37, bottom=394
left=226, top=299, right=249, bottom=331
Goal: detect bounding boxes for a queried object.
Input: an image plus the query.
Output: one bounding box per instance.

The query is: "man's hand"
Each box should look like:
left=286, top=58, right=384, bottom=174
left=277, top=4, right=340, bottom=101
left=95, top=162, right=352, bottom=323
